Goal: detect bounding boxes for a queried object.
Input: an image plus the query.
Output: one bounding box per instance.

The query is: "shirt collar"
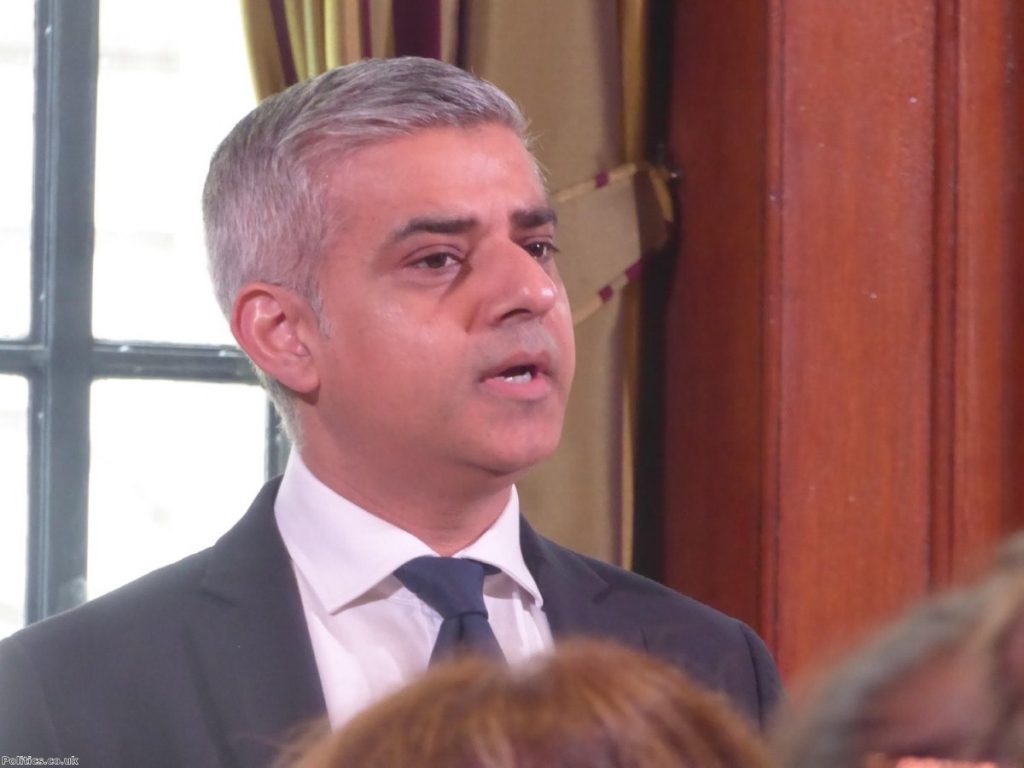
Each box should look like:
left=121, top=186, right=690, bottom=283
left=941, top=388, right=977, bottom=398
left=274, top=451, right=544, bottom=613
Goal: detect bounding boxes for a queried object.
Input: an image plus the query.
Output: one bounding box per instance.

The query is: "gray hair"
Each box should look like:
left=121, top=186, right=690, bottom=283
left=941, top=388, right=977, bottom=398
left=775, top=533, right=1024, bottom=768
left=202, top=57, right=529, bottom=435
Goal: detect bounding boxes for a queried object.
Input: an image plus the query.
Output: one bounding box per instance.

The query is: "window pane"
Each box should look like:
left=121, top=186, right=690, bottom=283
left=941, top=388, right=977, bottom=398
left=92, top=0, right=254, bottom=344
left=0, top=376, right=29, bottom=638
left=88, top=379, right=266, bottom=598
left=0, top=5, right=34, bottom=339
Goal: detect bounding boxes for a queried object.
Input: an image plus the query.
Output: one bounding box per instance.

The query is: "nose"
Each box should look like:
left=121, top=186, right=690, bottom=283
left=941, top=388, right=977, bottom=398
left=479, top=241, right=560, bottom=326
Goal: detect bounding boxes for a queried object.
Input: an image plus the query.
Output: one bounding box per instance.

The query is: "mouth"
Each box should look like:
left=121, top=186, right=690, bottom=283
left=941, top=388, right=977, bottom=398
left=480, top=354, right=554, bottom=400
left=493, top=364, right=539, bottom=384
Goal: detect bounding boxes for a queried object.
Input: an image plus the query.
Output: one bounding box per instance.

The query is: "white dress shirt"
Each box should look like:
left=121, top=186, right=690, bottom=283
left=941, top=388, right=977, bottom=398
left=274, top=451, right=554, bottom=727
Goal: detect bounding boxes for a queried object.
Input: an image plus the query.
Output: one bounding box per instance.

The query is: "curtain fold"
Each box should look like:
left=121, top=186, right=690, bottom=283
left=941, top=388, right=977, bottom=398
left=240, top=0, right=669, bottom=567
left=242, top=0, right=362, bottom=98
left=617, top=0, right=650, bottom=568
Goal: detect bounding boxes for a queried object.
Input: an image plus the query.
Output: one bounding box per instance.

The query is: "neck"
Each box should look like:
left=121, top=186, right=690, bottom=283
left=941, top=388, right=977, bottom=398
left=298, top=450, right=514, bottom=555
left=378, top=491, right=512, bottom=555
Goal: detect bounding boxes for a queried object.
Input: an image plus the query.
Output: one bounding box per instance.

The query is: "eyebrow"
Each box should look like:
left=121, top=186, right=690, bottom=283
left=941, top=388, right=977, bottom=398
left=511, top=205, right=558, bottom=229
left=388, top=206, right=558, bottom=245
left=388, top=216, right=478, bottom=244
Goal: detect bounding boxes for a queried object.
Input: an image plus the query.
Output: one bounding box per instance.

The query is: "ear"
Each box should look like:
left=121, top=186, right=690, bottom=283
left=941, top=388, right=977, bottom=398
left=230, top=282, right=321, bottom=395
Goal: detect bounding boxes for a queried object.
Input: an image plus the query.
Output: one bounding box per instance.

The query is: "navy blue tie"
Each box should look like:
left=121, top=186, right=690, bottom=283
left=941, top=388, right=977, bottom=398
left=394, top=556, right=505, bottom=665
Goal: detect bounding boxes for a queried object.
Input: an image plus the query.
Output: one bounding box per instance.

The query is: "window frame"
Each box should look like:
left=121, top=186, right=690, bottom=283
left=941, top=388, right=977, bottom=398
left=0, top=0, right=286, bottom=625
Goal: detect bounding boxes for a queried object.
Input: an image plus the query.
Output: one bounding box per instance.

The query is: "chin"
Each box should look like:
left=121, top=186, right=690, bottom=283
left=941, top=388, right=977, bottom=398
left=480, top=436, right=562, bottom=479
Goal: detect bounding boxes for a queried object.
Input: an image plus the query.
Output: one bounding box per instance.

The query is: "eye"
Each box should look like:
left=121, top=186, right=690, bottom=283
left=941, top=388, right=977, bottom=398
left=413, top=252, right=461, bottom=270
left=522, top=241, right=560, bottom=261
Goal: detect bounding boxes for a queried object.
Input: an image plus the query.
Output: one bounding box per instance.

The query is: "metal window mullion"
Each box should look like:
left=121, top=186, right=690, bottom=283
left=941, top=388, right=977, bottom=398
left=0, top=343, right=48, bottom=375
left=26, top=0, right=99, bottom=623
left=90, top=341, right=255, bottom=382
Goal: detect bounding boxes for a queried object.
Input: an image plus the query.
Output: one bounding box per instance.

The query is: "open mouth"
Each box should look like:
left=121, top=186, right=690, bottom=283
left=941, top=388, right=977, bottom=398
left=496, top=364, right=538, bottom=384
left=479, top=351, right=553, bottom=400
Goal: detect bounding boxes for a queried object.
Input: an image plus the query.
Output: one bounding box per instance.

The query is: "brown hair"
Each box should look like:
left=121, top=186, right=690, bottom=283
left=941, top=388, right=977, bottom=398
left=285, top=640, right=775, bottom=768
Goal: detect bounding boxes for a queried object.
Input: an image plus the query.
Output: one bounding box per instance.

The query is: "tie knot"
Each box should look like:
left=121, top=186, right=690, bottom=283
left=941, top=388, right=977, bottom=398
left=395, top=557, right=493, bottom=620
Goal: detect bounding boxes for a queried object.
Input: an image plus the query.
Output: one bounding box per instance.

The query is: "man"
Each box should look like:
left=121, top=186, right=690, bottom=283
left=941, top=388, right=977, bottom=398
left=0, top=58, right=780, bottom=766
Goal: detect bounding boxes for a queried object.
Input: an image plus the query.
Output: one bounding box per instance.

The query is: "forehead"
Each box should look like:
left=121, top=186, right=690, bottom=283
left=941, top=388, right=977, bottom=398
left=323, top=124, right=546, bottom=213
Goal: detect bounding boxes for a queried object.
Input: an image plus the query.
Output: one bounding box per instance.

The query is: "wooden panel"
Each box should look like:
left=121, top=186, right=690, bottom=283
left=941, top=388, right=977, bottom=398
left=928, top=0, right=960, bottom=588
left=664, top=0, right=1024, bottom=679
left=773, top=1, right=938, bottom=674
left=940, top=0, right=1024, bottom=581
left=663, top=1, right=769, bottom=633
left=665, top=1, right=941, bottom=671
left=1010, top=1, right=1024, bottom=531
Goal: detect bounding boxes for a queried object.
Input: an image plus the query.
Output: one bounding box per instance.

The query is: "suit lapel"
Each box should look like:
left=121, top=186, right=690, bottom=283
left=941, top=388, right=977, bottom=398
left=184, top=479, right=326, bottom=768
left=519, top=518, right=645, bottom=649
left=179, top=487, right=643, bottom=765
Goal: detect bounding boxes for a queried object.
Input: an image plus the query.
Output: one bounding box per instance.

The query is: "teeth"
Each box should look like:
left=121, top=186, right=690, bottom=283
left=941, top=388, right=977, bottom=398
left=501, top=371, right=533, bottom=384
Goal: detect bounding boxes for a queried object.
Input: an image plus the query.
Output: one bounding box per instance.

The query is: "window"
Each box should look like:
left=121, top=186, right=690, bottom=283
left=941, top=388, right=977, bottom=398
left=0, top=1, right=36, bottom=640
left=0, top=1, right=286, bottom=638
left=0, top=377, right=29, bottom=638
left=0, top=3, right=33, bottom=342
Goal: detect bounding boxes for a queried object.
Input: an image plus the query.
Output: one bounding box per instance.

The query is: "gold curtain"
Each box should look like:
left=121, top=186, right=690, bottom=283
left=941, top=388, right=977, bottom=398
left=240, top=0, right=669, bottom=567
left=241, top=0, right=462, bottom=97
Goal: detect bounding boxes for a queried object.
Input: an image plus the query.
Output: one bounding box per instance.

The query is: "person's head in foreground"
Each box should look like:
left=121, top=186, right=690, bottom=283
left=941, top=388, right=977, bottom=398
left=204, top=56, right=574, bottom=546
left=774, top=533, right=1024, bottom=768
left=282, top=639, right=775, bottom=768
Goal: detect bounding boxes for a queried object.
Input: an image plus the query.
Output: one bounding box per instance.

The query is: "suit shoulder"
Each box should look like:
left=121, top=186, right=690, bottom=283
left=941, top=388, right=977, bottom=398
left=535, top=537, right=782, bottom=723
left=0, top=547, right=222, bottom=753
left=5, top=546, right=214, bottom=659
left=544, top=538, right=744, bottom=632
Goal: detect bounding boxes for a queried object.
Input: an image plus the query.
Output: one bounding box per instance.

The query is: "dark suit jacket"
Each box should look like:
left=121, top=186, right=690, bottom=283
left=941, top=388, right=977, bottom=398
left=0, top=479, right=780, bottom=766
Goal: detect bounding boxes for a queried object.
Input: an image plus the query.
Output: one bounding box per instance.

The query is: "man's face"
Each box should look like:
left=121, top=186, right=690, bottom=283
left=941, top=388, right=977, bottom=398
left=302, top=124, right=575, bottom=494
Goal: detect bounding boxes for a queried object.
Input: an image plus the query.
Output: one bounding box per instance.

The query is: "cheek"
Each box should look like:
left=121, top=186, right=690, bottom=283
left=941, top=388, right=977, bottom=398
left=342, top=299, right=418, bottom=352
left=554, top=301, right=577, bottom=386
left=354, top=309, right=467, bottom=384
